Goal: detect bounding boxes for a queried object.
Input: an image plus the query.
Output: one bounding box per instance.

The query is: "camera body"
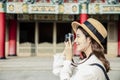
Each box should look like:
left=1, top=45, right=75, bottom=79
left=65, top=33, right=74, bottom=42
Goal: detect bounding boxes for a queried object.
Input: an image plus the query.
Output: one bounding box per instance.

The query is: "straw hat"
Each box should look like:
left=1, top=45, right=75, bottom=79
left=71, top=18, right=107, bottom=49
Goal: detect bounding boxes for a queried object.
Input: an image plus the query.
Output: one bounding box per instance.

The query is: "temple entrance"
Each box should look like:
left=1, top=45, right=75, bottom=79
left=19, top=22, right=35, bottom=56
left=37, top=22, right=53, bottom=56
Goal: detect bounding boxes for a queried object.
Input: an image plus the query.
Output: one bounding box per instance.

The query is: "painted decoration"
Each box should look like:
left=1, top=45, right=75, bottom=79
left=0, top=2, right=5, bottom=12
left=29, top=3, right=58, bottom=14
left=88, top=3, right=120, bottom=14
left=7, top=2, right=24, bottom=13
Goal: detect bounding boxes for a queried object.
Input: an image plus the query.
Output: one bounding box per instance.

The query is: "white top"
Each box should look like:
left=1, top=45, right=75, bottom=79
left=53, top=53, right=106, bottom=80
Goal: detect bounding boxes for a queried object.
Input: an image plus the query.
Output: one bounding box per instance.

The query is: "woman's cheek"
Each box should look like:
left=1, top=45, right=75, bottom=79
left=76, top=45, right=83, bottom=51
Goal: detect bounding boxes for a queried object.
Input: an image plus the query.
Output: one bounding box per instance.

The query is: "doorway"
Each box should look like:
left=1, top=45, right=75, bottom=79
left=19, top=22, right=35, bottom=56
left=37, top=22, right=53, bottom=55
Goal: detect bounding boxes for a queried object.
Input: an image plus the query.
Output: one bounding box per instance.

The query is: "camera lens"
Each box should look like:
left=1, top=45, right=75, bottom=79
left=65, top=33, right=74, bottom=42
left=65, top=34, right=69, bottom=42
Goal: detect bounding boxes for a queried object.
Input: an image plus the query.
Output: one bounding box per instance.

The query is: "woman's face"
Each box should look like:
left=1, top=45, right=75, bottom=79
left=74, top=29, right=91, bottom=52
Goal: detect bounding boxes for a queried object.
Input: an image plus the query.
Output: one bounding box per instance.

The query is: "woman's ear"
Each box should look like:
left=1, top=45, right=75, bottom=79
left=87, top=37, right=91, bottom=43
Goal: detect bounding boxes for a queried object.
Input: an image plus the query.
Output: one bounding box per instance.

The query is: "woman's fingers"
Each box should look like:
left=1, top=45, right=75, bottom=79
left=68, top=37, right=72, bottom=48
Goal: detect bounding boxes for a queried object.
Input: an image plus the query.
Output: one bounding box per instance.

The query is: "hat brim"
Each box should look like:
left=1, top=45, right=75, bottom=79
left=71, top=21, right=104, bottom=49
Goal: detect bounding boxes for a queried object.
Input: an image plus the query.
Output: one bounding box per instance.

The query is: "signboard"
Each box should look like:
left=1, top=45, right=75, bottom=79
left=29, top=3, right=58, bottom=14
left=88, top=3, right=120, bottom=14
left=101, top=5, right=120, bottom=14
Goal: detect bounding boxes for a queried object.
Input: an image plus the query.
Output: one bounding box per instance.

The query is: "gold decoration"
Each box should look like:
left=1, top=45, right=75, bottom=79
left=22, top=4, right=28, bottom=13
left=8, top=4, right=14, bottom=11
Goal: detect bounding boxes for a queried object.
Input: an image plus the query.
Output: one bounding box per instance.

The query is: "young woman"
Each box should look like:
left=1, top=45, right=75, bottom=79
left=53, top=18, right=110, bottom=80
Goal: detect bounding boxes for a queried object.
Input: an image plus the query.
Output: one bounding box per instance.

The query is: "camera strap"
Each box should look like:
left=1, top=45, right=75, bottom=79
left=90, top=63, right=110, bottom=80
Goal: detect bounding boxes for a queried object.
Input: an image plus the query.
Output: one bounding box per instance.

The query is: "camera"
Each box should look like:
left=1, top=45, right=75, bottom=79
left=65, top=33, right=74, bottom=42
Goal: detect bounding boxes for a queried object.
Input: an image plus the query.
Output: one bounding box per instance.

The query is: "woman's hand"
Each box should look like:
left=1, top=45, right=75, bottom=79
left=63, top=38, right=73, bottom=61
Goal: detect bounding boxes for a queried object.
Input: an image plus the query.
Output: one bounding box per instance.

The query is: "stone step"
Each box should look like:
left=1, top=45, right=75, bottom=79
left=0, top=56, right=53, bottom=70
left=0, top=56, right=120, bottom=80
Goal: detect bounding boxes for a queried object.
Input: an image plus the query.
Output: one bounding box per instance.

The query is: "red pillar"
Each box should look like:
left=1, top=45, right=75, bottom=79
left=8, top=20, right=17, bottom=56
left=0, top=12, right=6, bottom=59
left=80, top=14, right=88, bottom=23
left=118, top=21, right=120, bottom=57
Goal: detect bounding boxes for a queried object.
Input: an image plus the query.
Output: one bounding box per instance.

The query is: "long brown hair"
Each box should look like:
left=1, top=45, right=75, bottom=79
left=91, top=38, right=110, bottom=72
left=77, top=26, right=110, bottom=72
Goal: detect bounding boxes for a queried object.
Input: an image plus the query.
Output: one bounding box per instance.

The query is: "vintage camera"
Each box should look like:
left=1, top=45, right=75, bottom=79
left=65, top=33, right=74, bottom=42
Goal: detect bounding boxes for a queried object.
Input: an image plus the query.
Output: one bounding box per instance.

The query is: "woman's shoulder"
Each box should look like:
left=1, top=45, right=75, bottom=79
left=76, top=63, right=105, bottom=79
left=76, top=56, right=106, bottom=79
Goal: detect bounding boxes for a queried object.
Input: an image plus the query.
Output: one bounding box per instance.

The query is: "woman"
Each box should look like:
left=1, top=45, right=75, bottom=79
left=53, top=18, right=110, bottom=80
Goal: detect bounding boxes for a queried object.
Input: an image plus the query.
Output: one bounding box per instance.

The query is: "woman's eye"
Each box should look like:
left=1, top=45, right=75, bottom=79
left=77, top=36, right=80, bottom=38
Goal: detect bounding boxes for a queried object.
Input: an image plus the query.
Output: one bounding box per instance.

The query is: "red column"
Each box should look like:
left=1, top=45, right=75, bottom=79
left=118, top=21, right=120, bottom=57
left=80, top=14, right=88, bottom=23
left=8, top=20, right=17, bottom=56
left=0, top=12, right=6, bottom=59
